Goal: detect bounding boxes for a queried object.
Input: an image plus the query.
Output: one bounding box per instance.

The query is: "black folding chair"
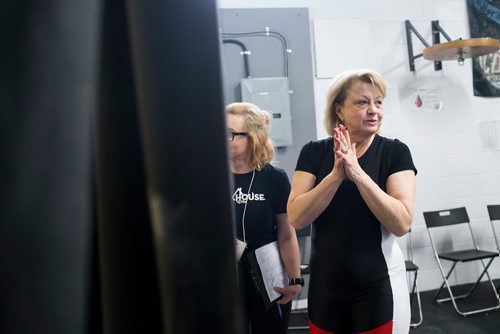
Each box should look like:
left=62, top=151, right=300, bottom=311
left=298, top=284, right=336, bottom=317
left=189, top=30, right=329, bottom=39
left=405, top=229, right=422, bottom=327
left=423, top=207, right=500, bottom=316
left=487, top=204, right=500, bottom=294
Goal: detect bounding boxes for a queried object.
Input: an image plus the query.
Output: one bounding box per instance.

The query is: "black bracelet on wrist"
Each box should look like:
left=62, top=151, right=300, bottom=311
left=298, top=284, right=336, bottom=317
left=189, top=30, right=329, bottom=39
left=288, top=278, right=305, bottom=286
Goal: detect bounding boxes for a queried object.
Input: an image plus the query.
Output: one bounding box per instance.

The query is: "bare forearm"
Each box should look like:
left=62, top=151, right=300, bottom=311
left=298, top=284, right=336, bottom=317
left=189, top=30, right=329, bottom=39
left=288, top=173, right=343, bottom=229
left=352, top=171, right=414, bottom=236
left=274, top=220, right=303, bottom=303
left=278, top=235, right=301, bottom=278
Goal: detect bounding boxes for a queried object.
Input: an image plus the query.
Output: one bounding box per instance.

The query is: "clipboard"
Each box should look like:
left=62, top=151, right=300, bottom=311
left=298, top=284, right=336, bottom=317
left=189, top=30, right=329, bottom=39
left=245, top=241, right=287, bottom=309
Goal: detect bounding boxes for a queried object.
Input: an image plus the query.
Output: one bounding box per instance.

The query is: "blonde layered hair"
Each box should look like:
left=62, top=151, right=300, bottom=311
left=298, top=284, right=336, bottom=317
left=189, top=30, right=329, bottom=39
left=324, top=69, right=387, bottom=136
left=226, top=102, right=274, bottom=170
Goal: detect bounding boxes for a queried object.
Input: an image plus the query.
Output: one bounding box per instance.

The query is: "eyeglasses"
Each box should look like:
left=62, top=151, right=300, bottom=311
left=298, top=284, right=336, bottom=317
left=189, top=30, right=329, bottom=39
left=228, top=131, right=248, bottom=141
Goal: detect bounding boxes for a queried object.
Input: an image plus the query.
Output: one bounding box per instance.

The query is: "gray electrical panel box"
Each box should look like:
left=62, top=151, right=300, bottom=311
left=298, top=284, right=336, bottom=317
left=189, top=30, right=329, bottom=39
left=241, top=77, right=293, bottom=147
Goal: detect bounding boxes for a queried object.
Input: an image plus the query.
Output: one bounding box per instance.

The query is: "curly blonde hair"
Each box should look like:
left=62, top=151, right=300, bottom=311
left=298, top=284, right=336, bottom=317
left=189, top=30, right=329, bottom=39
left=226, top=102, right=274, bottom=170
left=324, top=69, right=387, bottom=136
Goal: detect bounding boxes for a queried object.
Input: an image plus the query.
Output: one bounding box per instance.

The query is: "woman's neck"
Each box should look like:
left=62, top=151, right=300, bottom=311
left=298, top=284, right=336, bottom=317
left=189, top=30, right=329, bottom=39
left=351, top=134, right=376, bottom=157
left=231, top=158, right=254, bottom=174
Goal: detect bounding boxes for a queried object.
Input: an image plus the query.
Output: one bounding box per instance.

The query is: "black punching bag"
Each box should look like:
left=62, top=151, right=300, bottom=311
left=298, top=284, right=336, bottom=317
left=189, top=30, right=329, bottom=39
left=94, top=0, right=162, bottom=333
left=126, top=1, right=244, bottom=333
left=0, top=1, right=100, bottom=333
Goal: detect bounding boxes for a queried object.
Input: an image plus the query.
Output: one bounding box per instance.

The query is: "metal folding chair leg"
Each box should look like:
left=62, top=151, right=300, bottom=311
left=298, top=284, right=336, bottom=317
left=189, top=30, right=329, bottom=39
left=409, top=268, right=423, bottom=327
left=424, top=207, right=500, bottom=317
left=435, top=258, right=497, bottom=303
left=405, top=230, right=423, bottom=327
left=434, top=257, right=500, bottom=316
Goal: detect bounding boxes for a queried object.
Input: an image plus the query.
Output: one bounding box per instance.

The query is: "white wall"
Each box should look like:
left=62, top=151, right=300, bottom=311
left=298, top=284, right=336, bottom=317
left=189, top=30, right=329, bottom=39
left=218, top=0, right=500, bottom=292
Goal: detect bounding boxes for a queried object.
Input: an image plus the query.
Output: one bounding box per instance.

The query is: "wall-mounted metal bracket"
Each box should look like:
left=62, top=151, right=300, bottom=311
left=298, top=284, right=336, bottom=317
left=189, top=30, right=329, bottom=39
left=405, top=20, right=429, bottom=72
left=430, top=20, right=452, bottom=70
left=406, top=19, right=500, bottom=72
left=405, top=19, right=452, bottom=71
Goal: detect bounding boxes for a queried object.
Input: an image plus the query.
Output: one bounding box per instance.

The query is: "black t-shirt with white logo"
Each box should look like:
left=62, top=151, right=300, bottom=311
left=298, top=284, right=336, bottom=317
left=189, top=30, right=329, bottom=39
left=232, top=164, right=290, bottom=251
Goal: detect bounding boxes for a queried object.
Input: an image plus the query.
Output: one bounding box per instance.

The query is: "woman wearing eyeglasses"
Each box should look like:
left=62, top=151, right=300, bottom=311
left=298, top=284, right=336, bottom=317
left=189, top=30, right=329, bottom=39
left=227, top=102, right=302, bottom=334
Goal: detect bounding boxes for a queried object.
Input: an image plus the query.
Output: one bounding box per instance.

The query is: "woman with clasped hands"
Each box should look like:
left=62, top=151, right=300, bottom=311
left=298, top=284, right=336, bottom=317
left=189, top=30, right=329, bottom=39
left=287, top=69, right=417, bottom=334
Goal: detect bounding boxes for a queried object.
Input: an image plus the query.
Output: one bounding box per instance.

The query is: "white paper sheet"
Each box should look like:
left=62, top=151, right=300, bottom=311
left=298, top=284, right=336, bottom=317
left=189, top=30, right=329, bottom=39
left=254, top=241, right=287, bottom=301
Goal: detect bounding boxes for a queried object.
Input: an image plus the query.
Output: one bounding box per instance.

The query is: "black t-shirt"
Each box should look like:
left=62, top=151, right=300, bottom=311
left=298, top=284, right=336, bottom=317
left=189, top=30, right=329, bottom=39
left=232, top=164, right=291, bottom=251
left=296, top=134, right=417, bottom=286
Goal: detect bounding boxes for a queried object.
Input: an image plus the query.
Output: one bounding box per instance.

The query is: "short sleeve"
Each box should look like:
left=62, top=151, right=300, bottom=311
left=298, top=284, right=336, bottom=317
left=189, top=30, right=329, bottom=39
left=272, top=167, right=291, bottom=214
left=295, top=140, right=323, bottom=175
left=388, top=139, right=418, bottom=176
